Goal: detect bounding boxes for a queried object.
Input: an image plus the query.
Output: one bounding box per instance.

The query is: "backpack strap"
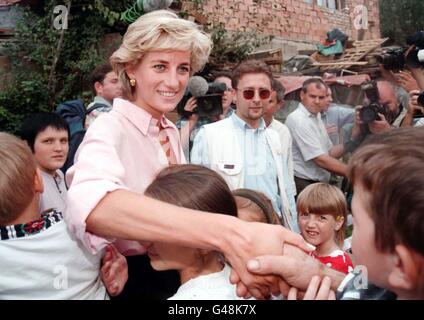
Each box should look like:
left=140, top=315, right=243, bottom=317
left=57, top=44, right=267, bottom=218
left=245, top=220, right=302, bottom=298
left=86, top=102, right=111, bottom=115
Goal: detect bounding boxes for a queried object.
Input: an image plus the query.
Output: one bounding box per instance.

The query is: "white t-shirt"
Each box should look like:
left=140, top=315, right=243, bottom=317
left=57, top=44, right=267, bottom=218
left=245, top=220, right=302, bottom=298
left=0, top=210, right=108, bottom=300
left=168, top=264, right=250, bottom=300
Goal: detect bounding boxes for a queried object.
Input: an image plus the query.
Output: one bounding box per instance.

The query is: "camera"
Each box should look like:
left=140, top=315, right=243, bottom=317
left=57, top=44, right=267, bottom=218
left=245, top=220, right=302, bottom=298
left=380, top=31, right=424, bottom=71
left=176, top=77, right=226, bottom=117
left=413, top=91, right=424, bottom=118
left=359, top=81, right=387, bottom=123
left=380, top=47, right=424, bottom=71
left=380, top=48, right=405, bottom=72
left=417, top=92, right=424, bottom=106
left=359, top=103, right=387, bottom=123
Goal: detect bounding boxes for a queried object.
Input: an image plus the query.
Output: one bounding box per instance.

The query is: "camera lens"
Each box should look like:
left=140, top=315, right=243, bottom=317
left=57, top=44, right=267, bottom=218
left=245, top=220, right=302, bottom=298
left=381, top=49, right=405, bottom=71
left=417, top=92, right=424, bottom=107
left=360, top=106, right=378, bottom=123
left=202, top=100, right=214, bottom=112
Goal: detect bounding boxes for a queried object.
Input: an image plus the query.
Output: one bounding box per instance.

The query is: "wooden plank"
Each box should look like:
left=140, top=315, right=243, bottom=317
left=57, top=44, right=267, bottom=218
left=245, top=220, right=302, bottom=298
left=313, top=61, right=368, bottom=66
left=321, top=38, right=389, bottom=71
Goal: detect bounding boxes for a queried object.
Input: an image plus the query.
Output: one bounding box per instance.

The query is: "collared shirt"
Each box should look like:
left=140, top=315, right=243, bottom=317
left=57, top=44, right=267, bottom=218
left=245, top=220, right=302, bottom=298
left=321, top=103, right=355, bottom=145
left=192, top=113, right=283, bottom=215
left=336, top=270, right=396, bottom=300
left=286, top=103, right=333, bottom=182
left=65, top=98, right=185, bottom=255
left=85, top=96, right=113, bottom=128
left=177, top=108, right=235, bottom=160
left=39, top=169, right=67, bottom=213
left=176, top=108, right=235, bottom=138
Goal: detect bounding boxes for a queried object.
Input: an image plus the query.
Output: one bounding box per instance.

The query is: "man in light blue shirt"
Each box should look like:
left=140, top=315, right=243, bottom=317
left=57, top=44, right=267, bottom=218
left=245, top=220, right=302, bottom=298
left=191, top=60, right=297, bottom=230
left=321, top=87, right=355, bottom=145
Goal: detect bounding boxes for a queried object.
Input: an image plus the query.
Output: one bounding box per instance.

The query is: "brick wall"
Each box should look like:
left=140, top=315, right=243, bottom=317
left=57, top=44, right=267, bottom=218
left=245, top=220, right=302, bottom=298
left=182, top=0, right=381, bottom=58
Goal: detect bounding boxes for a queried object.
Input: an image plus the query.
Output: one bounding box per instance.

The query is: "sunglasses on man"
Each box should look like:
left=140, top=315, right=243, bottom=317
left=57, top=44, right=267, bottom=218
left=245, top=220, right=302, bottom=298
left=237, top=88, right=271, bottom=100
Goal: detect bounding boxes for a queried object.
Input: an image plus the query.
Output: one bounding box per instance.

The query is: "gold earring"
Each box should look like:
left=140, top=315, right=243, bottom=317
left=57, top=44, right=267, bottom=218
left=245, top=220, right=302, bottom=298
left=130, top=79, right=136, bottom=87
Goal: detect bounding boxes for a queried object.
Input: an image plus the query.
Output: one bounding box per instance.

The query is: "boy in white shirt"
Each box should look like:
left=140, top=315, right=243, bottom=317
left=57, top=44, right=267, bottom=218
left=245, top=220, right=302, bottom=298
left=20, top=112, right=70, bottom=212
left=0, top=132, right=127, bottom=299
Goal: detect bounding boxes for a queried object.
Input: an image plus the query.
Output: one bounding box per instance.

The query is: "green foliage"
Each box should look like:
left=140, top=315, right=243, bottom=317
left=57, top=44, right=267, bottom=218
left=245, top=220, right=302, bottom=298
left=0, top=74, right=50, bottom=133
left=0, top=0, right=131, bottom=134
left=0, top=0, right=272, bottom=133
left=380, top=0, right=424, bottom=45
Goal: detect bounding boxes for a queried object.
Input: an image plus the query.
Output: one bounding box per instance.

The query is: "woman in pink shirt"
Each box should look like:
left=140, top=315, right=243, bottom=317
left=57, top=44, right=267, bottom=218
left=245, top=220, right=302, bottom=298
left=65, top=9, right=312, bottom=299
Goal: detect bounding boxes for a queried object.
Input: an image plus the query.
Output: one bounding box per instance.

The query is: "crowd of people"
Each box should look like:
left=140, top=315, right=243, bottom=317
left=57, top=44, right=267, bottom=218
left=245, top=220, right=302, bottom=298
left=0, top=9, right=423, bottom=301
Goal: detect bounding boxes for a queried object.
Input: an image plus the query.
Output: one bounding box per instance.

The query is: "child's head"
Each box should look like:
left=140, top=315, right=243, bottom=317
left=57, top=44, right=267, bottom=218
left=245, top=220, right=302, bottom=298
left=20, top=113, right=70, bottom=175
left=0, top=133, right=40, bottom=226
left=143, top=164, right=237, bottom=274
left=232, top=188, right=281, bottom=225
left=349, top=127, right=424, bottom=299
left=296, top=183, right=347, bottom=249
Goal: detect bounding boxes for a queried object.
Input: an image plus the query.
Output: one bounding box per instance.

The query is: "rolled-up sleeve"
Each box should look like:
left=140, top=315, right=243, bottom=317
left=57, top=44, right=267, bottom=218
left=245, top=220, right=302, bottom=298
left=64, top=121, right=128, bottom=254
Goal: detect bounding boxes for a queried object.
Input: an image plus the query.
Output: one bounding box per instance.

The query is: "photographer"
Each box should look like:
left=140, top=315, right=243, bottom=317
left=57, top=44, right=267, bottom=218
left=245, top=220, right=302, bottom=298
left=343, top=80, right=403, bottom=153
left=379, top=31, right=424, bottom=120
left=401, top=89, right=424, bottom=127
left=176, top=73, right=234, bottom=158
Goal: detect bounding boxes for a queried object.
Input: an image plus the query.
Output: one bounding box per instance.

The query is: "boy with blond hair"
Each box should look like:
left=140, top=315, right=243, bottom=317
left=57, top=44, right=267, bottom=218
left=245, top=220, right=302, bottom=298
left=0, top=132, right=127, bottom=299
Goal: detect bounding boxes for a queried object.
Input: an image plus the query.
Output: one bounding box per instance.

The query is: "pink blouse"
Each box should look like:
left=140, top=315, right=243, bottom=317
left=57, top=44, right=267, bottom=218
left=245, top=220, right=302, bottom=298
left=64, top=98, right=185, bottom=255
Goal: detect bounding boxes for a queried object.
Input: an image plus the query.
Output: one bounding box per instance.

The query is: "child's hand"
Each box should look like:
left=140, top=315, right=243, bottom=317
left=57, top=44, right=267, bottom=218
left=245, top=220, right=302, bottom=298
left=101, top=244, right=128, bottom=297
left=287, top=276, right=336, bottom=300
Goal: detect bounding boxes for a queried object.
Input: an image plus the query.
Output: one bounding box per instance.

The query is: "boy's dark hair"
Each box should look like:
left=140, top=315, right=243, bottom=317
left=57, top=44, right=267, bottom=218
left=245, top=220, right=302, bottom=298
left=145, top=164, right=237, bottom=217
left=231, top=59, right=273, bottom=90
left=0, top=132, right=37, bottom=226
left=212, top=71, right=232, bottom=82
left=301, top=78, right=327, bottom=93
left=20, top=112, right=70, bottom=152
left=90, top=63, right=113, bottom=95
left=349, top=127, right=424, bottom=256
left=271, top=78, right=286, bottom=103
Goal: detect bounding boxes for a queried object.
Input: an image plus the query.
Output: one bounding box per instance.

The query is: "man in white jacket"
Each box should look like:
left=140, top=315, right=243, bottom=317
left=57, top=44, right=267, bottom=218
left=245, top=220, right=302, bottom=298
left=264, top=79, right=296, bottom=197
left=191, top=60, right=297, bottom=231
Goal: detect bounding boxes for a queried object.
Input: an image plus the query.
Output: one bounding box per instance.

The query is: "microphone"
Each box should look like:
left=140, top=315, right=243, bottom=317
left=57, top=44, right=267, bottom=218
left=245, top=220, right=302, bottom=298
left=187, top=76, right=209, bottom=97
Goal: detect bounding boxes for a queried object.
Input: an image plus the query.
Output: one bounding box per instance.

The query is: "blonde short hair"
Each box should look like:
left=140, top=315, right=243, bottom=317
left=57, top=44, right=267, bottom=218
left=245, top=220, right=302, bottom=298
left=110, top=10, right=212, bottom=100
left=297, top=183, right=348, bottom=246
left=0, top=132, right=37, bottom=226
